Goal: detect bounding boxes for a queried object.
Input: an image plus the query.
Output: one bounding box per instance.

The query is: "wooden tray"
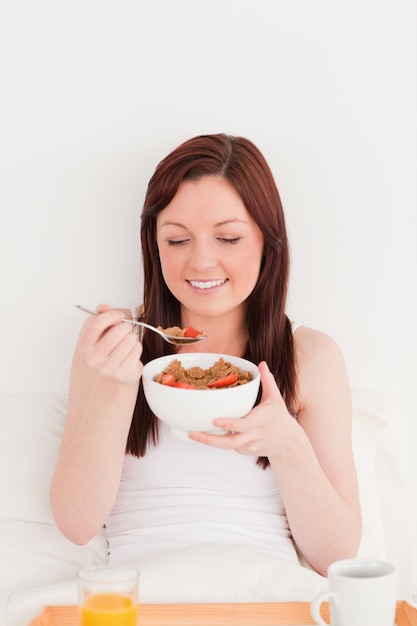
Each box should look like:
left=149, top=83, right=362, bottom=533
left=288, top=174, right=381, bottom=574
left=29, top=600, right=417, bottom=626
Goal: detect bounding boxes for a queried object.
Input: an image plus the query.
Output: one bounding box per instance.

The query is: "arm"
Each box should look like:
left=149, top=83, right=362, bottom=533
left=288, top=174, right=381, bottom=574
left=50, top=305, right=143, bottom=545
left=269, top=328, right=361, bottom=574
left=189, top=328, right=362, bottom=576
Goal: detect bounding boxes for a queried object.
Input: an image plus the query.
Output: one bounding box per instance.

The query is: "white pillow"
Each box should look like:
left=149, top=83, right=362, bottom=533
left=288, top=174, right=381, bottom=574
left=0, top=393, right=108, bottom=599
left=352, top=387, right=413, bottom=598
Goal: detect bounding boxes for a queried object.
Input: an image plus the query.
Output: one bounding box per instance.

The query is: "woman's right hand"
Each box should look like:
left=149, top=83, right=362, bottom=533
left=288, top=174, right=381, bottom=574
left=75, top=303, right=143, bottom=385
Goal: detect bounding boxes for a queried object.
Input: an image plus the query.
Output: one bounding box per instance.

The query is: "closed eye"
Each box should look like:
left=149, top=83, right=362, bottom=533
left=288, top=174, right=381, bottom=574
left=167, top=239, right=190, bottom=246
left=218, top=237, right=241, bottom=244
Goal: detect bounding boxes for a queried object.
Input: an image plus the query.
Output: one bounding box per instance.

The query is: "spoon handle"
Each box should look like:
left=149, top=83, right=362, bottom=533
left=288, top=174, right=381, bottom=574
left=74, top=304, right=138, bottom=326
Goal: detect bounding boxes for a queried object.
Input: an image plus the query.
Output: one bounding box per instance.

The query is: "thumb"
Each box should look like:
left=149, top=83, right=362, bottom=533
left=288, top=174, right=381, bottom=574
left=258, top=361, right=285, bottom=404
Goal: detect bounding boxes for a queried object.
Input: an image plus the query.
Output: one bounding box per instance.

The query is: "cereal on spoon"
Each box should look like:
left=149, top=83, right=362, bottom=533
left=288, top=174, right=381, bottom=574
left=157, top=325, right=204, bottom=339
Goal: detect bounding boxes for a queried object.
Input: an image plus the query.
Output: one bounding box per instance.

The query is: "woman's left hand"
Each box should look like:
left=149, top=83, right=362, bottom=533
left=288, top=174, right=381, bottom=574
left=188, top=360, right=299, bottom=456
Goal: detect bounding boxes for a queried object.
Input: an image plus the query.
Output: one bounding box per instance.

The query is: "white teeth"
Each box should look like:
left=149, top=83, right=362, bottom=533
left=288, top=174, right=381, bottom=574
left=189, top=279, right=226, bottom=289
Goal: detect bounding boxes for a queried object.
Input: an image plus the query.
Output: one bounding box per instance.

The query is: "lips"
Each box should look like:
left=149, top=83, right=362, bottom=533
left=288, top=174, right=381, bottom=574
left=188, top=279, right=228, bottom=290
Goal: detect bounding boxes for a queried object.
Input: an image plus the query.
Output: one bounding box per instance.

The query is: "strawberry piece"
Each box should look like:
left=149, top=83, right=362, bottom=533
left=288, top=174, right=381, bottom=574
left=184, top=326, right=201, bottom=338
left=207, top=373, right=239, bottom=389
left=173, top=381, right=197, bottom=389
left=161, top=373, right=175, bottom=386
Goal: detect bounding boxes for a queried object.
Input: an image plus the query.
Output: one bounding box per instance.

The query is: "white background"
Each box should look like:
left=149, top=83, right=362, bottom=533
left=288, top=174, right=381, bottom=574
left=1, top=0, right=416, bottom=598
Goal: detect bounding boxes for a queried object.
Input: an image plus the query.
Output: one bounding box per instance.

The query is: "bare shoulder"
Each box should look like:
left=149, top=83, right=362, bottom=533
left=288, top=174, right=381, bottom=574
left=292, top=326, right=351, bottom=416
left=293, top=325, right=344, bottom=364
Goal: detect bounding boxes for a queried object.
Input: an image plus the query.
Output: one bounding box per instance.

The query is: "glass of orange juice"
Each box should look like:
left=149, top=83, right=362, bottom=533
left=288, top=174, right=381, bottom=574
left=78, top=566, right=139, bottom=626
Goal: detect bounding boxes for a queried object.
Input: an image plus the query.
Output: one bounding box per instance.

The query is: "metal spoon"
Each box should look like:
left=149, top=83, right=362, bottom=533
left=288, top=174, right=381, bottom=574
left=74, top=305, right=208, bottom=346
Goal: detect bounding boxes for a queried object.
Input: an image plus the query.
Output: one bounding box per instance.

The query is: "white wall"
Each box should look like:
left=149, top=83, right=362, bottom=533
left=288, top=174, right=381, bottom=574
left=1, top=0, right=416, bottom=598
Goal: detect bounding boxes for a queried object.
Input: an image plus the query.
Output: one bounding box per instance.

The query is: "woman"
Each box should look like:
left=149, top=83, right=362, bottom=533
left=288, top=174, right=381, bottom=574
left=50, top=134, right=361, bottom=577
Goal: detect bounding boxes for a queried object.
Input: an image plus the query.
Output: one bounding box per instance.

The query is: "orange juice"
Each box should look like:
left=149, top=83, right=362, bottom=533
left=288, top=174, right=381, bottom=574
left=81, top=593, right=137, bottom=626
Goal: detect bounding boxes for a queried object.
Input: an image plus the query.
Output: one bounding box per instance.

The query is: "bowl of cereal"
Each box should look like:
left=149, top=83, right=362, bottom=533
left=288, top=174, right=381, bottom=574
left=141, top=353, right=260, bottom=440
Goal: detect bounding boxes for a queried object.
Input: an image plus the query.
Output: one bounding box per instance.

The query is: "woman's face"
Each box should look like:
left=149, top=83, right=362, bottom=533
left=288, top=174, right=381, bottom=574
left=156, top=176, right=264, bottom=320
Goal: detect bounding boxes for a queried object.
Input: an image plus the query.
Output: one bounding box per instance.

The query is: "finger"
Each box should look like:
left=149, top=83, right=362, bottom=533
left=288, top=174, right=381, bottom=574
left=188, top=428, right=248, bottom=449
left=212, top=415, right=248, bottom=434
left=96, top=303, right=112, bottom=314
left=100, top=335, right=143, bottom=380
left=188, top=430, right=234, bottom=448
left=80, top=308, right=126, bottom=344
left=107, top=330, right=140, bottom=362
left=93, top=320, right=135, bottom=361
left=99, top=347, right=143, bottom=385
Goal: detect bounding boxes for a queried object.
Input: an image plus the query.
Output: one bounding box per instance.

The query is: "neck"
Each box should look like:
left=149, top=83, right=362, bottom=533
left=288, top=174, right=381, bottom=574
left=178, top=311, right=248, bottom=358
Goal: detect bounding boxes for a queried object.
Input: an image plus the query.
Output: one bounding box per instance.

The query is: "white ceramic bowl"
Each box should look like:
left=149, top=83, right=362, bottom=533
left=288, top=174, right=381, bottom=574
left=142, top=353, right=260, bottom=440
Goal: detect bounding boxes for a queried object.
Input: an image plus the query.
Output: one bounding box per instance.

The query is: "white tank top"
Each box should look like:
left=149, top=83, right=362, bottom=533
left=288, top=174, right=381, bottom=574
left=107, top=422, right=298, bottom=565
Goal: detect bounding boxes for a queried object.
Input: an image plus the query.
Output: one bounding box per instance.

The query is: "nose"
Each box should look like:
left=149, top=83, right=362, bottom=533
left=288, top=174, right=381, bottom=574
left=187, top=240, right=217, bottom=272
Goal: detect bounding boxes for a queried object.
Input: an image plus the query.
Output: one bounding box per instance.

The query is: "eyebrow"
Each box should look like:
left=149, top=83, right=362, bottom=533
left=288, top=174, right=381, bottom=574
left=159, top=219, right=248, bottom=229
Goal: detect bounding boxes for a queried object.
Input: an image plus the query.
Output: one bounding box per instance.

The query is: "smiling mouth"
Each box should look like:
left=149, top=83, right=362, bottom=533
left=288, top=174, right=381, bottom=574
left=188, top=279, right=228, bottom=290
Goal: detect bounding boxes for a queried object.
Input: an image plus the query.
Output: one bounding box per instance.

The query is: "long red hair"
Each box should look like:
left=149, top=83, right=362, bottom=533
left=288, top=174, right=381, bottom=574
left=127, top=134, right=296, bottom=468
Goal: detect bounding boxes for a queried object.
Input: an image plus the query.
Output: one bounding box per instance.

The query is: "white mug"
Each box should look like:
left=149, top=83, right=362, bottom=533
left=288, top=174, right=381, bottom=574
left=310, top=558, right=396, bottom=626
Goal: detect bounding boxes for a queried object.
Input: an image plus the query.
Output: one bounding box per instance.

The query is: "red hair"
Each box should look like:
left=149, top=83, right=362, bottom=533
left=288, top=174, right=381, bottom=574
left=127, top=134, right=296, bottom=468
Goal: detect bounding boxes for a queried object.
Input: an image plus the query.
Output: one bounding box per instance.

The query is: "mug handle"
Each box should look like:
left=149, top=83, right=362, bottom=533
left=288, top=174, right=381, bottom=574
left=310, top=590, right=336, bottom=626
